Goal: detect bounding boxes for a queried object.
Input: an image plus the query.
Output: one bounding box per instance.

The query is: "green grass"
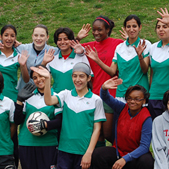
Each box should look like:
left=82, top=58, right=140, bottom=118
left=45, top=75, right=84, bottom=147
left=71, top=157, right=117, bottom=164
left=0, top=0, right=169, bottom=45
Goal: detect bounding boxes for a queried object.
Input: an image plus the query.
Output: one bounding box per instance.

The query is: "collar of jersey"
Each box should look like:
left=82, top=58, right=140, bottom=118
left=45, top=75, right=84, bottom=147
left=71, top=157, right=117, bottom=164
left=59, top=49, right=75, bottom=59
left=71, top=88, right=93, bottom=98
left=0, top=47, right=18, bottom=57
left=0, top=93, right=4, bottom=100
left=126, top=37, right=140, bottom=47
left=34, top=88, right=54, bottom=96
left=157, top=40, right=169, bottom=48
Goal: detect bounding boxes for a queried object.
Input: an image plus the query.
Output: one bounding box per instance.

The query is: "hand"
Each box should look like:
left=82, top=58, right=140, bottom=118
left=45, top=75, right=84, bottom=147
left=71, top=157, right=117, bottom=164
left=0, top=42, right=4, bottom=49
left=80, top=152, right=91, bottom=169
left=28, top=119, right=46, bottom=133
left=157, top=8, right=169, bottom=25
left=133, top=39, right=146, bottom=59
left=85, top=45, right=99, bottom=62
left=119, top=27, right=128, bottom=40
left=30, top=66, right=50, bottom=78
left=70, top=40, right=84, bottom=54
left=77, top=24, right=91, bottom=41
left=112, top=158, right=126, bottom=169
left=18, top=50, right=29, bottom=66
left=42, top=49, right=55, bottom=65
left=14, top=40, right=22, bottom=47
left=102, top=76, right=123, bottom=90
left=17, top=83, right=36, bottom=102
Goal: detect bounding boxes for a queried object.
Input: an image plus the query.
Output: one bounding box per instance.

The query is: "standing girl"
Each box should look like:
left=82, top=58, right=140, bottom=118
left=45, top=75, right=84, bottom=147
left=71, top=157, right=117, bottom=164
left=0, top=72, right=16, bottom=169
left=42, top=27, right=91, bottom=93
left=31, top=62, right=106, bottom=169
left=14, top=65, right=62, bottom=169
left=91, top=77, right=154, bottom=169
left=148, top=8, right=169, bottom=120
left=77, top=15, right=123, bottom=143
left=152, top=90, right=169, bottom=169
left=0, top=24, right=29, bottom=101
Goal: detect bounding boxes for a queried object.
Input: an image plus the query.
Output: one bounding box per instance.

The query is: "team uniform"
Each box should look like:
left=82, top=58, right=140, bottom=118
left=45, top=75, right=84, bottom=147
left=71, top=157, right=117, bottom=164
left=14, top=88, right=62, bottom=169
left=148, top=41, right=169, bottom=119
left=47, top=49, right=93, bottom=93
left=82, top=37, right=123, bottom=98
left=113, top=37, right=151, bottom=102
left=152, top=110, right=169, bottom=169
left=0, top=48, right=20, bottom=102
left=91, top=89, right=154, bottom=169
left=16, top=43, right=59, bottom=91
left=0, top=94, right=15, bottom=169
left=55, top=88, right=106, bottom=169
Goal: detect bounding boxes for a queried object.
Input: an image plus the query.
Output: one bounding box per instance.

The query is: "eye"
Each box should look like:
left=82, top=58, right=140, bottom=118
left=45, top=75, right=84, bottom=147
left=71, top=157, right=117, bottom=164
left=133, top=25, right=137, bottom=28
left=126, top=25, right=131, bottom=28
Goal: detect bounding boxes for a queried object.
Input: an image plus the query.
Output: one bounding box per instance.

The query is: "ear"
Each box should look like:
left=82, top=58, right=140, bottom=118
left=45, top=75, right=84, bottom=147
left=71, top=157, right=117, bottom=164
left=142, top=98, right=146, bottom=105
left=87, top=75, right=92, bottom=82
left=47, top=35, right=49, bottom=41
left=139, top=25, right=142, bottom=32
left=106, top=28, right=110, bottom=35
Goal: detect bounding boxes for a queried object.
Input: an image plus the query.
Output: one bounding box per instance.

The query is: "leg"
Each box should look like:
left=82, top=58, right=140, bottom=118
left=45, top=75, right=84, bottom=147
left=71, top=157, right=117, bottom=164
left=91, top=146, right=117, bottom=169
left=0, top=155, right=15, bottom=169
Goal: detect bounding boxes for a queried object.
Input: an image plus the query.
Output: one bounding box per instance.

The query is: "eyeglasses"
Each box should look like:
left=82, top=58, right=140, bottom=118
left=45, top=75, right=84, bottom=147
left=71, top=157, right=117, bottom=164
left=126, top=98, right=144, bottom=102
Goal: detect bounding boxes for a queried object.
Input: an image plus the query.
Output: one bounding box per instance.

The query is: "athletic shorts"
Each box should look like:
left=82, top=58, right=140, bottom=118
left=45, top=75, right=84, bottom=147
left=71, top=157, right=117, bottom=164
left=0, top=155, right=15, bottom=169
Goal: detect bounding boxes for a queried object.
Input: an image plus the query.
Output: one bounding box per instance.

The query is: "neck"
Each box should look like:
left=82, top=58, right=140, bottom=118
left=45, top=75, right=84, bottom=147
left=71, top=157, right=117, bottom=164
left=61, top=48, right=72, bottom=55
left=128, top=37, right=138, bottom=45
left=38, top=88, right=44, bottom=94
left=130, top=108, right=142, bottom=117
left=162, top=39, right=169, bottom=46
left=76, top=88, right=89, bottom=98
left=34, top=45, right=45, bottom=51
left=1, top=47, right=14, bottom=57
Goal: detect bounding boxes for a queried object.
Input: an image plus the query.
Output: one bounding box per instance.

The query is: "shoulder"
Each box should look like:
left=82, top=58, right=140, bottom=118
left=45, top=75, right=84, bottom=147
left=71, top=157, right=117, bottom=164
left=82, top=41, right=96, bottom=47
left=151, top=41, right=160, bottom=48
left=109, top=37, right=124, bottom=43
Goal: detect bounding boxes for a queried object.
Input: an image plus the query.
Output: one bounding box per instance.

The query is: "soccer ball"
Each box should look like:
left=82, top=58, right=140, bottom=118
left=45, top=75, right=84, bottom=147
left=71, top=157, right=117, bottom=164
left=26, top=111, right=50, bottom=136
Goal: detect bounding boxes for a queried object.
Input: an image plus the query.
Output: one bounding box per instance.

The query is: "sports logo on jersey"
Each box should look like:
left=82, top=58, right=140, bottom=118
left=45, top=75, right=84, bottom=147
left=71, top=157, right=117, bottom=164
left=50, top=165, right=56, bottom=169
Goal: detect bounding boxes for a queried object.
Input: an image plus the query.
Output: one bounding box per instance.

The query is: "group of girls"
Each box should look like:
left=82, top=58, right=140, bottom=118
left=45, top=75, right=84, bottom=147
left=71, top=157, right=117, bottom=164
left=0, top=5, right=169, bottom=169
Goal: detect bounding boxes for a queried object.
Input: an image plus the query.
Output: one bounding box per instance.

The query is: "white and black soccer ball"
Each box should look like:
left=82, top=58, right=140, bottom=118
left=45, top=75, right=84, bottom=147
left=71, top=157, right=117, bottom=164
left=26, top=111, right=49, bottom=136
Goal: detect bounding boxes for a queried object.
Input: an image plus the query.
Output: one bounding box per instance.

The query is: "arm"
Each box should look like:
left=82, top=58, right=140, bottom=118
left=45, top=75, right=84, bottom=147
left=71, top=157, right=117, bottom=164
left=30, top=66, right=59, bottom=106
left=81, top=122, right=101, bottom=169
left=133, top=40, right=150, bottom=74
left=152, top=118, right=168, bottom=169
left=76, top=24, right=91, bottom=42
left=150, top=68, right=153, bottom=87
left=19, top=50, right=30, bottom=83
left=10, top=123, right=17, bottom=138
left=122, top=117, right=152, bottom=162
left=85, top=45, right=117, bottom=76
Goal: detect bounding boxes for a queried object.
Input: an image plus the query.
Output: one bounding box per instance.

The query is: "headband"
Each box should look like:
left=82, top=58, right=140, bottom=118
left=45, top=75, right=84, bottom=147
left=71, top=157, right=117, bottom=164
left=96, top=17, right=110, bottom=26
left=72, top=62, right=91, bottom=75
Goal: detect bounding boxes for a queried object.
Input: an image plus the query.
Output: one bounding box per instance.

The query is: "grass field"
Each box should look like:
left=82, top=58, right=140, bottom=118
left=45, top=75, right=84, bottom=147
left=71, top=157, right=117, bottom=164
left=0, top=0, right=169, bottom=45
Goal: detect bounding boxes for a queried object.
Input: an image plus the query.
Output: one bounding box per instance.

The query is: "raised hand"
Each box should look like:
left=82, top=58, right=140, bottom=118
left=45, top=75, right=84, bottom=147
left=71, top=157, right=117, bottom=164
left=70, top=40, right=84, bottom=54
left=77, top=24, right=91, bottom=41
left=18, top=50, right=29, bottom=66
left=102, top=76, right=123, bottom=90
left=17, top=83, right=36, bottom=102
left=133, top=40, right=146, bottom=59
left=30, top=66, right=50, bottom=79
left=0, top=42, right=4, bottom=49
left=119, top=27, right=128, bottom=40
left=42, top=49, right=55, bottom=65
left=14, top=40, right=22, bottom=48
left=85, top=45, right=99, bottom=62
left=157, top=8, right=169, bottom=25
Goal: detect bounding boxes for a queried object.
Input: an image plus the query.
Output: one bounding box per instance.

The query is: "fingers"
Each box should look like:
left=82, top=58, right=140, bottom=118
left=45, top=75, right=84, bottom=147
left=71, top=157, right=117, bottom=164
left=47, top=48, right=55, bottom=55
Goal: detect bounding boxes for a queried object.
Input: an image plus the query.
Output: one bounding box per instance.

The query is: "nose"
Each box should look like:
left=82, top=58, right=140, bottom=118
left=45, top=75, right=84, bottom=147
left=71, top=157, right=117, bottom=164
left=93, top=30, right=99, bottom=35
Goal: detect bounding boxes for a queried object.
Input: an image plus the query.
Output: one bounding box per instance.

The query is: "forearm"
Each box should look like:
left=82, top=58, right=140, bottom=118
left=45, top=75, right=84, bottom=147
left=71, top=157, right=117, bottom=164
left=138, top=56, right=149, bottom=74
left=14, top=102, right=25, bottom=125
left=20, top=64, right=30, bottom=83
left=10, top=123, right=17, bottom=138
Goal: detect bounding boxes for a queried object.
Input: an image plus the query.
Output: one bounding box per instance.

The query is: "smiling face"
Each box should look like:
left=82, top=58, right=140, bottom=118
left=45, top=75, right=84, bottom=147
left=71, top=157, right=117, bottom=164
left=125, top=18, right=142, bottom=43
left=156, top=21, right=169, bottom=44
left=1, top=28, right=16, bottom=49
left=126, top=90, right=145, bottom=116
left=32, top=71, right=45, bottom=93
left=32, top=27, right=49, bottom=51
left=57, top=33, right=71, bottom=54
left=92, top=20, right=109, bottom=42
left=72, top=71, right=91, bottom=93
